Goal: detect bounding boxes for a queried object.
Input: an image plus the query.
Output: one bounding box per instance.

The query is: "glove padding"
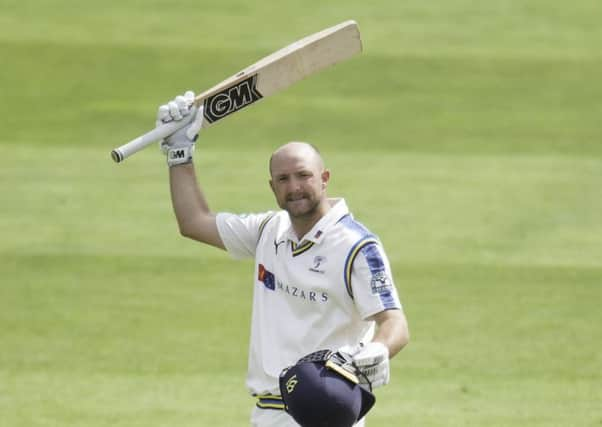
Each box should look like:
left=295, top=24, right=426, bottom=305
left=157, top=90, right=204, bottom=167
left=339, top=342, right=390, bottom=389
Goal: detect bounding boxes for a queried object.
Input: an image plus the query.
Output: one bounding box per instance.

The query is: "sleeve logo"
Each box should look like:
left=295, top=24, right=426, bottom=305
left=370, top=271, right=392, bottom=295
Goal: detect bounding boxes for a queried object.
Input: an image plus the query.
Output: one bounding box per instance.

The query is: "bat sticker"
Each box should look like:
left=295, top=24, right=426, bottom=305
left=203, top=74, right=263, bottom=123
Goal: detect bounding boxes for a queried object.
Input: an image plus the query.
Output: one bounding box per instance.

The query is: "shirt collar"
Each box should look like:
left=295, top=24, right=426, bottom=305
left=283, top=198, right=349, bottom=245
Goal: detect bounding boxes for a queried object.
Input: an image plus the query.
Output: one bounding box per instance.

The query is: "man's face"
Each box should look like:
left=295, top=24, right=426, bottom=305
left=269, top=152, right=329, bottom=219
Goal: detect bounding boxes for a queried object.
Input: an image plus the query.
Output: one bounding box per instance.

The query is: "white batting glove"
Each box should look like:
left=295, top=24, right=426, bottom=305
left=157, top=90, right=204, bottom=167
left=339, top=342, right=390, bottom=389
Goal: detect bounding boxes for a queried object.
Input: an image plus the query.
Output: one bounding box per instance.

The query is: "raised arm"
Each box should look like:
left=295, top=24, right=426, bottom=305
left=158, top=91, right=225, bottom=250
left=169, top=163, right=225, bottom=249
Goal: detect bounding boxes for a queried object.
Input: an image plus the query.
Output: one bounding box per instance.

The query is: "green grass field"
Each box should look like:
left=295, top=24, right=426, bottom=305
left=2, top=1, right=602, bottom=426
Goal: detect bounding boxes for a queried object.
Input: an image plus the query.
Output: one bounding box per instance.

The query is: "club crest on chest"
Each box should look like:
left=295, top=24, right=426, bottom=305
left=309, top=255, right=327, bottom=274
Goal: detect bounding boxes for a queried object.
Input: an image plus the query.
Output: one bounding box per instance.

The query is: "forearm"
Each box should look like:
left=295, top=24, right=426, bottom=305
left=346, top=309, right=408, bottom=389
left=371, top=309, right=410, bottom=358
left=169, top=163, right=225, bottom=249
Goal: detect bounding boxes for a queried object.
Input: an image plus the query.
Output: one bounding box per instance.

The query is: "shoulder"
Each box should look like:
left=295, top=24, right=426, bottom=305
left=335, top=214, right=379, bottom=245
left=215, top=210, right=282, bottom=259
left=255, top=209, right=290, bottom=241
left=335, top=214, right=386, bottom=268
left=259, top=210, right=288, bottom=230
left=337, top=215, right=389, bottom=299
left=216, top=210, right=284, bottom=241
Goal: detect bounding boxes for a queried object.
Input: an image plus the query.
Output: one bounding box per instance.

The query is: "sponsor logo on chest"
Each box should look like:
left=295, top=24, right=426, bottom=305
left=258, top=264, right=328, bottom=303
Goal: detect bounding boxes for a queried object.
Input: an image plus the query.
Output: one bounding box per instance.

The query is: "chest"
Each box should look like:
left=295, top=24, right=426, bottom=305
left=255, top=235, right=350, bottom=305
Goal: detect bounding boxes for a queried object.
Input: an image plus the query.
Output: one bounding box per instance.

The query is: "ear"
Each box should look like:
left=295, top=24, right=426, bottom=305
left=321, top=169, right=330, bottom=188
left=269, top=178, right=276, bottom=194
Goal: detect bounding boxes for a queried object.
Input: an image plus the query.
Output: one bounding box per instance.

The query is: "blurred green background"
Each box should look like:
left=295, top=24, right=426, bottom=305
left=1, top=1, right=601, bottom=426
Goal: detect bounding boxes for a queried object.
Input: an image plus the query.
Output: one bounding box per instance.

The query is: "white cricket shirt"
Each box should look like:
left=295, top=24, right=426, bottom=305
left=216, top=198, right=402, bottom=396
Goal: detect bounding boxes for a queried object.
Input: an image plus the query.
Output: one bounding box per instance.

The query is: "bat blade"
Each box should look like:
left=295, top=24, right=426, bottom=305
left=197, top=20, right=361, bottom=124
left=111, top=20, right=362, bottom=163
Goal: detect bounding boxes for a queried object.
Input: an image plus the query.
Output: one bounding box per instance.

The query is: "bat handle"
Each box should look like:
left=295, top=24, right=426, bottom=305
left=110, top=114, right=194, bottom=163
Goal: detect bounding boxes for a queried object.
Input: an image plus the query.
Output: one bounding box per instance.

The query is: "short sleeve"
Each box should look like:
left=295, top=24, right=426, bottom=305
left=349, top=242, right=402, bottom=320
left=216, top=212, right=275, bottom=259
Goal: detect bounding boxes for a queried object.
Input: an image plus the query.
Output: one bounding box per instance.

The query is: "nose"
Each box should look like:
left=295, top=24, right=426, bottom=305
left=286, top=176, right=303, bottom=193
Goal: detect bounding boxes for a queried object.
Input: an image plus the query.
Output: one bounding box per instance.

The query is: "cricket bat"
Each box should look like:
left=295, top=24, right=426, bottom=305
left=111, top=20, right=362, bottom=163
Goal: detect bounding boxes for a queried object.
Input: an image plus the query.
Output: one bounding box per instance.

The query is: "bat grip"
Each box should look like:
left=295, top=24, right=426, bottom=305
left=110, top=115, right=194, bottom=163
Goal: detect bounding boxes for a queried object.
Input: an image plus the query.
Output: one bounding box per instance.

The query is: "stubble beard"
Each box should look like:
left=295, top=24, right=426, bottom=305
left=282, top=194, right=321, bottom=221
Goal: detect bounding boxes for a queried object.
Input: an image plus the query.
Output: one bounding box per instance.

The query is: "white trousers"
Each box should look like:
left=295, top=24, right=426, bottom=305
left=250, top=407, right=366, bottom=427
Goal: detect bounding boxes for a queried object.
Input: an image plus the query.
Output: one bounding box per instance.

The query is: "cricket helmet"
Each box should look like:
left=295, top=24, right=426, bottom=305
left=279, top=349, right=376, bottom=427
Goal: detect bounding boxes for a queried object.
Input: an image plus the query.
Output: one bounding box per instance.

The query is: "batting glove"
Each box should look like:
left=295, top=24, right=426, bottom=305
left=339, top=342, right=390, bottom=389
left=157, top=90, right=204, bottom=167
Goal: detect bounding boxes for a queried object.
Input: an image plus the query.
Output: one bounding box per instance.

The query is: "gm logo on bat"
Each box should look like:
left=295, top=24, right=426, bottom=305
left=203, top=74, right=263, bottom=123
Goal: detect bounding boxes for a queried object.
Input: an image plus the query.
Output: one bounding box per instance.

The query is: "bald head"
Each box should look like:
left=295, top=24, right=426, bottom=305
left=269, top=142, right=324, bottom=176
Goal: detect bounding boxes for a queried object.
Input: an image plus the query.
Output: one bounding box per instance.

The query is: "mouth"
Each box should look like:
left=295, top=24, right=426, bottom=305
left=287, top=193, right=308, bottom=203
left=282, top=193, right=317, bottom=217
